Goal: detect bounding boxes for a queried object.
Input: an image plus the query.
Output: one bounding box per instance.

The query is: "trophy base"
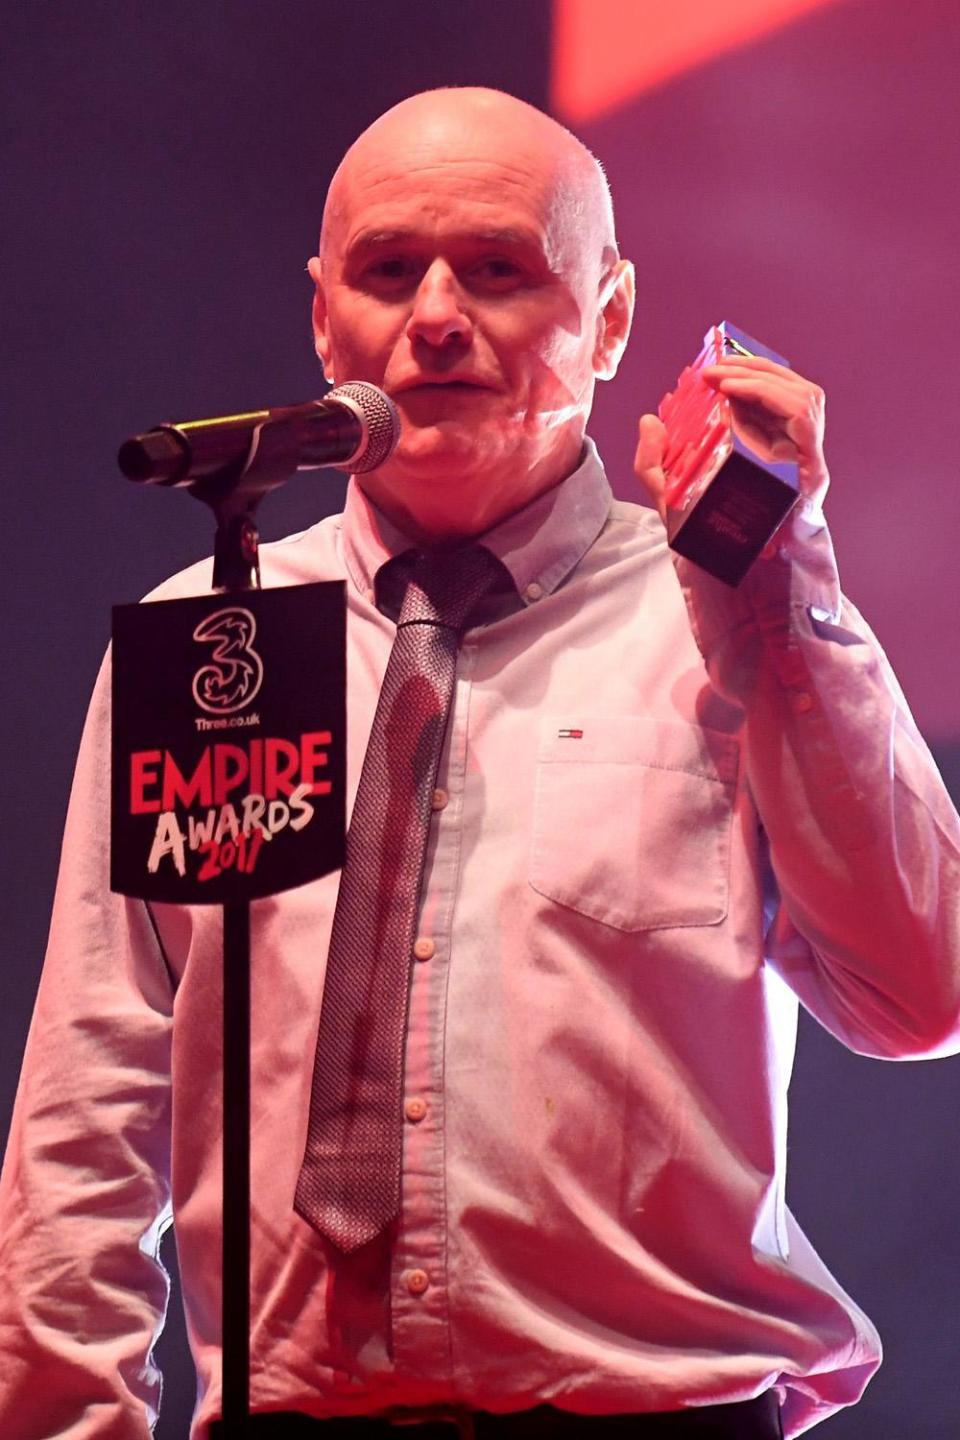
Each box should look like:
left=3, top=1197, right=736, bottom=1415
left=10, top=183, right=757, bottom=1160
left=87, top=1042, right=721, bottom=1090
left=667, top=438, right=798, bottom=587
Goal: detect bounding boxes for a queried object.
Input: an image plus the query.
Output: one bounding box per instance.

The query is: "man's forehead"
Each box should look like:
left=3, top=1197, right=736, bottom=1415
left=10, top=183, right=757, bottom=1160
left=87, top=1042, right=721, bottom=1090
left=319, top=89, right=616, bottom=269
left=325, top=157, right=588, bottom=268
left=330, top=144, right=562, bottom=224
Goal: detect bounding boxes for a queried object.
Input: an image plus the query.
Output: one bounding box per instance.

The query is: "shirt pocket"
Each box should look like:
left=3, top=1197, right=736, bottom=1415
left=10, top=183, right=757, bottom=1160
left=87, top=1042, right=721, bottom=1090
left=529, top=716, right=740, bottom=931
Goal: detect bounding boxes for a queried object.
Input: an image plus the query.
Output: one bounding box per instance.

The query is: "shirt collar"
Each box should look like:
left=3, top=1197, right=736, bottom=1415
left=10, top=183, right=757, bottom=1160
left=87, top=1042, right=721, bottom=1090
left=338, top=437, right=612, bottom=610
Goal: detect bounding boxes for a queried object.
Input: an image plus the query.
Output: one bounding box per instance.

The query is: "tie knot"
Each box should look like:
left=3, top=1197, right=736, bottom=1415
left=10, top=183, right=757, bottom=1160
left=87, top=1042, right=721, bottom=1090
left=396, top=545, right=504, bottom=633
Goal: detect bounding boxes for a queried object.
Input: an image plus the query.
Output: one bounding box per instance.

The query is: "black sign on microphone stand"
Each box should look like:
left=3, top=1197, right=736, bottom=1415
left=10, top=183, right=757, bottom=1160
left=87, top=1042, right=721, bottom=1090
left=112, top=584, right=345, bottom=904
left=111, top=402, right=378, bottom=1437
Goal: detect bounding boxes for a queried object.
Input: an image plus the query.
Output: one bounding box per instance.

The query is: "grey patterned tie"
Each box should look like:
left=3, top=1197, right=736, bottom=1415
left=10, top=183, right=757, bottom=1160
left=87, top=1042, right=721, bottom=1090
left=294, top=544, right=504, bottom=1251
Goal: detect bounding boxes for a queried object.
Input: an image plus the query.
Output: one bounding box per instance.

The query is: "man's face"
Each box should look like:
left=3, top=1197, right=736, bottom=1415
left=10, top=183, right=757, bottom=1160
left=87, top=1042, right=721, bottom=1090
left=311, top=107, right=630, bottom=537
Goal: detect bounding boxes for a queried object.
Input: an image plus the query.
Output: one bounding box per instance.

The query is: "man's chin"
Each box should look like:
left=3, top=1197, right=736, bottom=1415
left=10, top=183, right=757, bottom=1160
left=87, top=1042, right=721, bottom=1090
left=383, top=426, right=495, bottom=484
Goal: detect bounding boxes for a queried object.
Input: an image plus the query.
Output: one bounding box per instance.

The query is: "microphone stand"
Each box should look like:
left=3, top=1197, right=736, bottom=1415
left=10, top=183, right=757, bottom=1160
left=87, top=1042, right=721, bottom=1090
left=187, top=422, right=307, bottom=1439
left=117, top=402, right=351, bottom=1434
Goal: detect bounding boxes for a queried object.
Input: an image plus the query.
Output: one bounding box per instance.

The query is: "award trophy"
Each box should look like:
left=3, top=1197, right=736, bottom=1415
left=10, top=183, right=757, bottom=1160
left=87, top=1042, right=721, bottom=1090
left=659, top=321, right=800, bottom=586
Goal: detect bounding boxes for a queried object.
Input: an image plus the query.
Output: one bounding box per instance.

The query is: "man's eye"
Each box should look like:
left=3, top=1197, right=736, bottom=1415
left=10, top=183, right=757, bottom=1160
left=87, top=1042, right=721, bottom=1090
left=361, top=257, right=419, bottom=289
left=471, top=258, right=524, bottom=288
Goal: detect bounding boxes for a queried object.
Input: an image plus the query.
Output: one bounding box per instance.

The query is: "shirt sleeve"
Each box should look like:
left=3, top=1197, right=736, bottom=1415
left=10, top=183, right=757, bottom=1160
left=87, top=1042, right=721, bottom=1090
left=0, top=649, right=175, bottom=1438
left=673, top=513, right=960, bottom=1059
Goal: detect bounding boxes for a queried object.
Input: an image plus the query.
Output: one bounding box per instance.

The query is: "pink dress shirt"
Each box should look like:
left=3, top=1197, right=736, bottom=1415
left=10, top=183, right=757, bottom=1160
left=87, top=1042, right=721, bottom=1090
left=1, top=442, right=958, bottom=1439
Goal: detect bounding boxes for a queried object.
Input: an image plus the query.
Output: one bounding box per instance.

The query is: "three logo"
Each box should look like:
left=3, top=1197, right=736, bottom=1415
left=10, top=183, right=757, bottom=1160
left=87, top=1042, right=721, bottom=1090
left=191, top=607, right=264, bottom=714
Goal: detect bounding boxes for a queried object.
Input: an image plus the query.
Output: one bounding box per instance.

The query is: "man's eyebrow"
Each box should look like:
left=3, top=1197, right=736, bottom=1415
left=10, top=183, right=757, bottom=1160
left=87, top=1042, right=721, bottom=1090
left=346, top=226, right=546, bottom=253
left=463, top=227, right=545, bottom=248
left=344, top=229, right=417, bottom=255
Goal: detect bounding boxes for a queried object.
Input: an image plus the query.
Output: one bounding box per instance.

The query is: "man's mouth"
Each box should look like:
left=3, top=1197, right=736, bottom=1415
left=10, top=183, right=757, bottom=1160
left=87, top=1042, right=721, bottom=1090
left=395, top=378, right=492, bottom=395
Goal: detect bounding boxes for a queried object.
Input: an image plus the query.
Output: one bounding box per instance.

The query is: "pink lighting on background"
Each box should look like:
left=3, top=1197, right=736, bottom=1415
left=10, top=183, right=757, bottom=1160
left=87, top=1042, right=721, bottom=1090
left=552, top=0, right=845, bottom=120
left=547, top=0, right=960, bottom=741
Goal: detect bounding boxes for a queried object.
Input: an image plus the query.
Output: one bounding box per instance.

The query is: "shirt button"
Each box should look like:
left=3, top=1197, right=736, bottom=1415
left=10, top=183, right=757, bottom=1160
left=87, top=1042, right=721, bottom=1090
left=405, top=1097, right=428, bottom=1123
left=524, top=581, right=544, bottom=602
left=412, top=936, right=435, bottom=961
left=406, top=1268, right=430, bottom=1296
left=792, top=690, right=815, bottom=713
left=431, top=787, right=448, bottom=812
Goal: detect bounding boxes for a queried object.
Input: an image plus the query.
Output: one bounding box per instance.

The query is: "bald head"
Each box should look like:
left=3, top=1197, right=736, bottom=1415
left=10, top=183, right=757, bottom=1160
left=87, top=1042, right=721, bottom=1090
left=320, top=87, right=618, bottom=281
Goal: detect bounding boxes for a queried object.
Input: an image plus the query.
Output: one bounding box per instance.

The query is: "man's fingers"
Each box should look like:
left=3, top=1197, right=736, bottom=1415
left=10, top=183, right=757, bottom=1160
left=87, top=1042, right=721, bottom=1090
left=636, top=412, right=667, bottom=468
left=702, top=354, right=807, bottom=384
left=705, top=375, right=813, bottom=419
left=634, top=414, right=668, bottom=519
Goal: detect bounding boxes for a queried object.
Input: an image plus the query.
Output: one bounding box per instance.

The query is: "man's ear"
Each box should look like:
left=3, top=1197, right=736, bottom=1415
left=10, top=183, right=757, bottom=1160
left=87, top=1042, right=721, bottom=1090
left=308, top=255, right=332, bottom=374
left=593, top=258, right=635, bottom=381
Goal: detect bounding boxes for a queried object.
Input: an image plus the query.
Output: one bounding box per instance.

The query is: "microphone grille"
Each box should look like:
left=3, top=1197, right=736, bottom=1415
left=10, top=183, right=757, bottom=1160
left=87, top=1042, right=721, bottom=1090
left=326, top=381, right=400, bottom=473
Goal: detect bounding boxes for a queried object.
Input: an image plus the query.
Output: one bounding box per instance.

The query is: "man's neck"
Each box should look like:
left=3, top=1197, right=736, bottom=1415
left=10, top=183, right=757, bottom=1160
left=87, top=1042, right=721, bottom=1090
left=357, top=442, right=588, bottom=545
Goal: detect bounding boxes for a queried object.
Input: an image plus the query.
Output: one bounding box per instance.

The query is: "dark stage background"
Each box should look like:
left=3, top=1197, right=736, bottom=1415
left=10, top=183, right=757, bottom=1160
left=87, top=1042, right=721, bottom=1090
left=1, top=4, right=957, bottom=1438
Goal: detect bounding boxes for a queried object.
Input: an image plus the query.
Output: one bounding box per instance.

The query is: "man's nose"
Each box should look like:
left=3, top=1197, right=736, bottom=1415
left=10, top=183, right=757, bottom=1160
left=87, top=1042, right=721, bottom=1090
left=406, top=260, right=472, bottom=349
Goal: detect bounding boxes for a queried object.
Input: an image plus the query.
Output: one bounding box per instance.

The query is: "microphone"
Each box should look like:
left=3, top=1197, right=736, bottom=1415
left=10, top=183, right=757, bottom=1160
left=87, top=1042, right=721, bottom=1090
left=117, top=381, right=400, bottom=485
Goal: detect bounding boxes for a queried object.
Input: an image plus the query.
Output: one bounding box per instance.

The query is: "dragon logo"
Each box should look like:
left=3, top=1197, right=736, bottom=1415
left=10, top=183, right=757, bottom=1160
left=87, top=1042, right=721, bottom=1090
left=191, top=607, right=264, bottom=714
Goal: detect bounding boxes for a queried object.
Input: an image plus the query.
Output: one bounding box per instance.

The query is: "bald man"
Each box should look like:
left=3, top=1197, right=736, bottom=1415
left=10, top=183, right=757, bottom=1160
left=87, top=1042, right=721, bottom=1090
left=1, top=88, right=958, bottom=1440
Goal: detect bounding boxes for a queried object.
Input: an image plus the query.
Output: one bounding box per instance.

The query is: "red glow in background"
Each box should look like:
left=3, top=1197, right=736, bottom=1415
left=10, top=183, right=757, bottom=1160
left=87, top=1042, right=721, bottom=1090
left=551, top=0, right=959, bottom=745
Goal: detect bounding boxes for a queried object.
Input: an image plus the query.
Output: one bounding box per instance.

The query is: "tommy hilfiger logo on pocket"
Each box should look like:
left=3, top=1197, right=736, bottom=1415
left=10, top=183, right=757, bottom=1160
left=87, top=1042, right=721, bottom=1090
left=557, top=728, right=583, bottom=739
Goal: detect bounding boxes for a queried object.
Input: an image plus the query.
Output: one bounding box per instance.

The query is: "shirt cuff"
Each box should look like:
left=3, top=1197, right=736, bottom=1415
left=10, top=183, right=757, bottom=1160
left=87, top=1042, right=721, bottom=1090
left=671, top=511, right=844, bottom=703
